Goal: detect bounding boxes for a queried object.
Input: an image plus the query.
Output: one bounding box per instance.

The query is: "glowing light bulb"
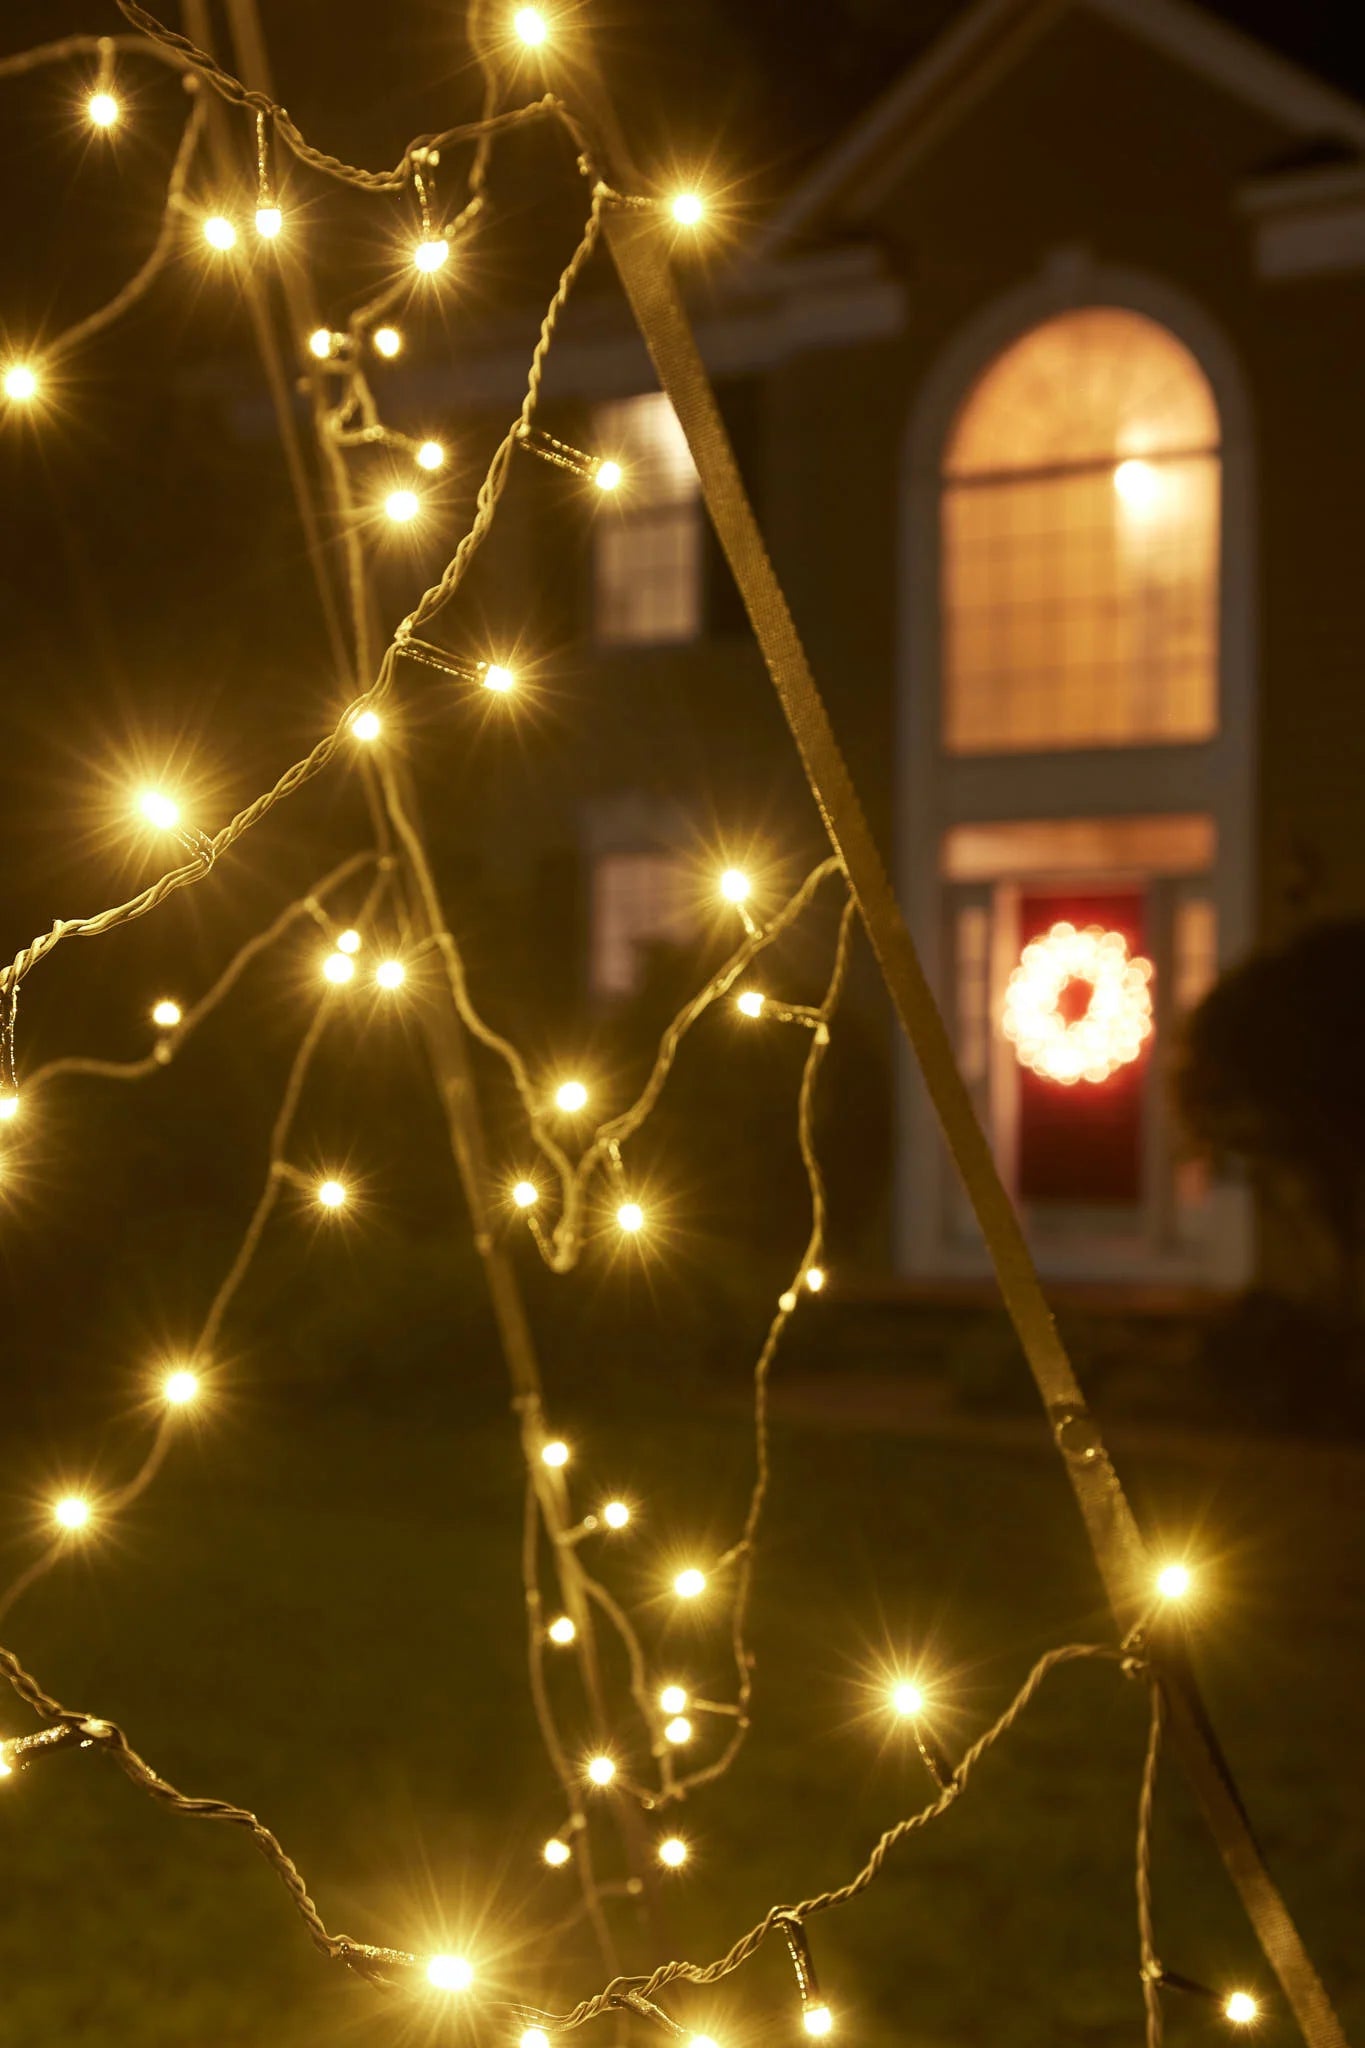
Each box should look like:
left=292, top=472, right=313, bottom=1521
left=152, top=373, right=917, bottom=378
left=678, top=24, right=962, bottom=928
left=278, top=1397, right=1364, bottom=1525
left=373, top=326, right=403, bottom=358
left=53, top=1495, right=91, bottom=1531
left=658, top=1835, right=688, bottom=1867
left=351, top=709, right=381, bottom=741
left=594, top=459, right=622, bottom=492
left=671, top=193, right=704, bottom=226
left=690, top=2037, right=721, bottom=2048
left=163, top=1369, right=198, bottom=1406
left=586, top=1754, right=616, bottom=1786
left=512, top=1180, right=539, bottom=1209
left=151, top=999, right=182, bottom=1029
left=414, top=237, right=449, bottom=274
left=804, top=1266, right=826, bottom=1293
left=660, top=1684, right=688, bottom=1714
left=541, top=1440, right=570, bottom=1468
left=415, top=439, right=445, bottom=470
left=779, top=1289, right=797, bottom=1312
left=1113, top=457, right=1161, bottom=511
left=515, top=7, right=548, bottom=43
left=542, top=1836, right=571, bottom=1867
left=736, top=990, right=765, bottom=1017
left=308, top=328, right=334, bottom=360
left=0, top=1756, right=12, bottom=1780
left=203, top=214, right=236, bottom=251
left=522, top=2033, right=551, bottom=2048
left=3, top=364, right=38, bottom=402
left=336, top=929, right=362, bottom=955
left=555, top=1080, right=588, bottom=1113
left=548, top=1615, right=576, bottom=1645
left=322, top=952, right=355, bottom=985
left=719, top=868, right=750, bottom=903
left=616, top=1202, right=644, bottom=1234
left=804, top=2006, right=833, bottom=2037
left=482, top=664, right=515, bottom=693
left=88, top=91, right=119, bottom=127
left=0, top=1094, right=16, bottom=1122
left=602, top=1500, right=630, bottom=1529
left=1225, top=1993, right=1259, bottom=2025
left=317, top=1179, right=347, bottom=1209
left=891, top=1681, right=924, bottom=1718
left=138, top=789, right=180, bottom=830
left=255, top=205, right=282, bottom=238
left=664, top=1716, right=693, bottom=1745
left=426, top=1955, right=474, bottom=1992
left=1156, top=1563, right=1191, bottom=1601
left=674, top=1567, right=706, bottom=1599
left=385, top=488, right=419, bottom=523
left=376, top=959, right=405, bottom=990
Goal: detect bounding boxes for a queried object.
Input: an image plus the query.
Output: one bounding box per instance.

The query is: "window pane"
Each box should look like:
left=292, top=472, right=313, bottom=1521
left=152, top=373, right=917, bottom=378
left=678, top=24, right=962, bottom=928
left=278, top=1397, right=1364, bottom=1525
left=591, top=852, right=696, bottom=998
left=594, top=394, right=702, bottom=646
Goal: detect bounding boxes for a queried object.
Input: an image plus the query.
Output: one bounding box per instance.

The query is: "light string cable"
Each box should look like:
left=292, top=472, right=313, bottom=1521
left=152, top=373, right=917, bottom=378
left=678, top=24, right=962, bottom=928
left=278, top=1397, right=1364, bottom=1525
left=1, top=1630, right=1132, bottom=2009
left=0, top=854, right=396, bottom=1636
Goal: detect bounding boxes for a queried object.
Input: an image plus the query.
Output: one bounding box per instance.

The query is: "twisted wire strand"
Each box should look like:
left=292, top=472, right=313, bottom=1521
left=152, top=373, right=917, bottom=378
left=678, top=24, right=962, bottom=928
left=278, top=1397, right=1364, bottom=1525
left=1137, top=1681, right=1166, bottom=2048
left=0, top=31, right=185, bottom=79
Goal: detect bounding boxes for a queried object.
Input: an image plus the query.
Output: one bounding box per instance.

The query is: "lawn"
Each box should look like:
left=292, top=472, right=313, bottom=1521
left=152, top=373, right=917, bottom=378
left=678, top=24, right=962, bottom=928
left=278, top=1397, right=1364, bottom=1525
left=0, top=1358, right=1360, bottom=2048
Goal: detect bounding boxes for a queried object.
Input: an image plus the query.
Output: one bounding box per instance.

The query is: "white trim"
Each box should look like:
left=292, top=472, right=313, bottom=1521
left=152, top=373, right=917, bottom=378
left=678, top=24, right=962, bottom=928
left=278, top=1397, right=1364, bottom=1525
left=895, top=256, right=1256, bottom=1288
left=753, top=0, right=1365, bottom=261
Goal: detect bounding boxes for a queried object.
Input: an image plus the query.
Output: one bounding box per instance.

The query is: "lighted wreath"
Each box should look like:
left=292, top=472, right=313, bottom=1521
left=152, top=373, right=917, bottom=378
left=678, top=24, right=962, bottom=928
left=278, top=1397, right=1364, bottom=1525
left=1001, top=921, right=1154, bottom=1085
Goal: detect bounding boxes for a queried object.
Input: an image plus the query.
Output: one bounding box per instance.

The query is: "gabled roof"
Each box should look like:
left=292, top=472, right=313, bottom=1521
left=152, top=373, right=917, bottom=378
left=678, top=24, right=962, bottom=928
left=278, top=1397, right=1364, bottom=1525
left=751, top=0, right=1365, bottom=260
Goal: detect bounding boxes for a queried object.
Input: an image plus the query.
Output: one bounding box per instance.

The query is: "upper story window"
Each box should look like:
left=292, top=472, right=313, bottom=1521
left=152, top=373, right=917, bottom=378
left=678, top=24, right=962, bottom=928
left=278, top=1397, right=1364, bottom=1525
left=941, top=307, right=1220, bottom=754
left=593, top=393, right=702, bottom=647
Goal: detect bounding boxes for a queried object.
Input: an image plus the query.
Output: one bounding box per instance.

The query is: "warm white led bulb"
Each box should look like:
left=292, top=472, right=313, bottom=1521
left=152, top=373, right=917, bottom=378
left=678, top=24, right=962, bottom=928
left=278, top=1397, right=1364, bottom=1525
left=674, top=1567, right=706, bottom=1599
left=317, top=1179, right=347, bottom=1209
left=308, top=328, right=334, bottom=360
left=555, top=1079, right=588, bottom=1113
left=616, top=1202, right=644, bottom=1234
left=542, top=1837, right=571, bottom=1867
left=594, top=458, right=623, bottom=492
left=322, top=952, right=355, bottom=985
left=1113, top=457, right=1161, bottom=511
left=255, top=205, right=282, bottom=238
left=0, top=1094, right=17, bottom=1123
left=415, top=439, right=445, bottom=471
left=373, top=326, right=403, bottom=358
left=376, top=959, right=405, bottom=990
left=664, top=1716, right=693, bottom=1746
left=658, top=1834, right=688, bottom=1867
left=54, top=1495, right=91, bottom=1531
left=586, top=1754, right=616, bottom=1786
left=1225, top=1992, right=1259, bottom=2026
left=541, top=1440, right=570, bottom=1468
left=3, top=364, right=38, bottom=402
left=512, top=1180, right=539, bottom=1209
left=522, top=2033, right=551, bottom=2048
left=891, top=1681, right=924, bottom=1718
left=0, top=1755, right=12, bottom=1780
left=163, top=1369, right=199, bottom=1406
left=426, top=1955, right=473, bottom=1992
left=804, top=1266, right=826, bottom=1293
left=351, top=709, right=381, bottom=742
left=336, top=929, right=362, bottom=955
left=88, top=91, right=119, bottom=127
left=515, top=6, right=548, bottom=43
left=138, top=789, right=180, bottom=830
left=671, top=193, right=704, bottom=226
left=804, top=2006, right=833, bottom=2037
left=482, top=664, right=515, bottom=693
left=719, top=868, right=750, bottom=903
left=151, top=999, right=182, bottom=1029
left=385, top=488, right=419, bottom=523
left=736, top=990, right=765, bottom=1017
left=414, top=237, right=449, bottom=274
left=203, top=214, right=237, bottom=251
left=547, top=1614, right=576, bottom=1645
left=659, top=1684, right=688, bottom=1715
left=602, top=1500, right=630, bottom=1529
left=1156, top=1563, right=1191, bottom=1600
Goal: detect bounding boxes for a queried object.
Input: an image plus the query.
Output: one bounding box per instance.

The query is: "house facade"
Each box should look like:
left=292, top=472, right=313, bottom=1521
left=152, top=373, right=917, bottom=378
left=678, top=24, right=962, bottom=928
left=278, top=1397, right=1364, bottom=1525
left=424, top=0, right=1365, bottom=1295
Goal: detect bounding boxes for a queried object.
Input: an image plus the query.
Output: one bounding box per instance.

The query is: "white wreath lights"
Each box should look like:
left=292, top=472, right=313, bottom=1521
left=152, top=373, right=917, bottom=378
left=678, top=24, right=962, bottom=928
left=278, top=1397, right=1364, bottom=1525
left=1001, top=922, right=1154, bottom=1085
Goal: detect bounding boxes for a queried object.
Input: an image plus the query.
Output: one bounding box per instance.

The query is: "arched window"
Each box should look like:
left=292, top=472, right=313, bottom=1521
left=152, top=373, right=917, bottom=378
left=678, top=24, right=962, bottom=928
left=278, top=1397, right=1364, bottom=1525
left=941, top=308, right=1220, bottom=753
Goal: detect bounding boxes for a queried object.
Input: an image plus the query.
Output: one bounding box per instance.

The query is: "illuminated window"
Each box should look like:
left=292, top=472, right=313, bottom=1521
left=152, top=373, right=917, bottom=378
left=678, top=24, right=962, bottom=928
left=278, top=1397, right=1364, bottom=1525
left=591, top=850, right=696, bottom=997
left=594, top=394, right=702, bottom=646
left=942, top=308, right=1220, bottom=753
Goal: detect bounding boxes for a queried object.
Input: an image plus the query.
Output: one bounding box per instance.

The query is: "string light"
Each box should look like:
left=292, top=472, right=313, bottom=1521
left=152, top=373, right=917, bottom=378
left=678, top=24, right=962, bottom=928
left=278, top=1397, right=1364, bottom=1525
left=779, top=1917, right=833, bottom=2039
left=336, top=929, right=362, bottom=955
left=316, top=1179, right=347, bottom=1209
left=512, top=1180, right=539, bottom=1209
left=736, top=990, right=765, bottom=1017
left=670, top=193, right=704, bottom=225
left=541, top=1440, right=570, bottom=1468
left=593, top=458, right=622, bottom=492
left=482, top=664, right=515, bottom=692
left=385, top=489, right=419, bottom=523
left=514, top=7, right=548, bottom=44
left=804, top=1266, right=826, bottom=1293
left=350, top=709, right=381, bottom=741
left=162, top=1369, right=199, bottom=1406
left=426, top=1955, right=474, bottom=1992
left=554, top=1079, right=588, bottom=1112
left=659, top=1684, right=688, bottom=1714
left=0, top=1094, right=17, bottom=1123
left=0, top=1756, right=12, bottom=1781
left=413, top=237, right=449, bottom=274
left=1156, top=1563, right=1192, bottom=1600
left=308, top=328, right=335, bottom=360
left=203, top=214, right=237, bottom=251
left=521, top=2033, right=551, bottom=2048
left=1002, top=922, right=1154, bottom=1086
left=616, top=1202, right=644, bottom=1233
left=602, top=1500, right=630, bottom=1529
left=87, top=90, right=119, bottom=127
left=543, top=1837, right=572, bottom=1867
left=376, top=959, right=405, bottom=989
left=3, top=364, right=38, bottom=403
left=415, top=440, right=445, bottom=470
left=1225, top=1992, right=1259, bottom=2025
left=255, top=205, right=283, bottom=238
left=322, top=952, right=355, bottom=985
left=891, top=1681, right=924, bottom=1718
left=673, top=1567, right=706, bottom=1599
left=138, top=789, right=181, bottom=830
left=547, top=1615, right=576, bottom=1645
left=53, top=1496, right=91, bottom=1532
left=719, top=868, right=751, bottom=903
left=664, top=1716, right=692, bottom=1745
left=658, top=1835, right=688, bottom=1868
left=586, top=1755, right=616, bottom=1786
left=151, top=999, right=182, bottom=1029
left=372, top=326, right=403, bottom=357
left=804, top=2008, right=833, bottom=2037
